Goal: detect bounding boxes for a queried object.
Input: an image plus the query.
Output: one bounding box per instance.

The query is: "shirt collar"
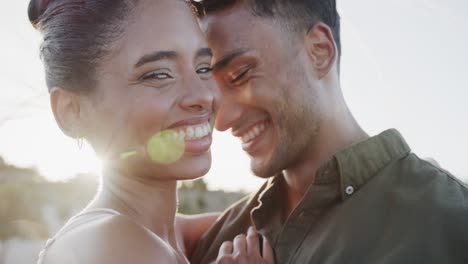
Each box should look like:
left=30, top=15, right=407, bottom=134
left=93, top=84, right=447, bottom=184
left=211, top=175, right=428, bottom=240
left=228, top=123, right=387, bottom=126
left=336, top=129, right=411, bottom=200
left=251, top=129, right=411, bottom=237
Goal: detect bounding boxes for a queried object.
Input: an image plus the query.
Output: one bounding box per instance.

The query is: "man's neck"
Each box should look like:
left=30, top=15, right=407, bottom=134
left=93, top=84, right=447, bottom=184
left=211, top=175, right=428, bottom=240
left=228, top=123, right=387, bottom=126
left=283, top=112, right=368, bottom=217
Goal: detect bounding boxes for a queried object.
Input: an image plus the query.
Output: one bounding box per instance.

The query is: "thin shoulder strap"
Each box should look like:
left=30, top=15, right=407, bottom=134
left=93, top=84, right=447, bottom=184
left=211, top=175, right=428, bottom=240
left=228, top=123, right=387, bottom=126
left=37, top=208, right=121, bottom=264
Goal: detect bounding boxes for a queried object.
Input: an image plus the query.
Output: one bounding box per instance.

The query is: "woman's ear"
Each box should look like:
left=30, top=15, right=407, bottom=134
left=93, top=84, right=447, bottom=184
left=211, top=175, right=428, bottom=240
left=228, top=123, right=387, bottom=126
left=50, top=87, right=83, bottom=138
left=303, top=22, right=337, bottom=79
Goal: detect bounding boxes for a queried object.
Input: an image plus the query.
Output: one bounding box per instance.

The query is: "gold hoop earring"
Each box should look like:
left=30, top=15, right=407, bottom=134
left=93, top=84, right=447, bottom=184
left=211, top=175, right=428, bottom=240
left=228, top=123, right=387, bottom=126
left=73, top=124, right=84, bottom=150
left=76, top=136, right=84, bottom=150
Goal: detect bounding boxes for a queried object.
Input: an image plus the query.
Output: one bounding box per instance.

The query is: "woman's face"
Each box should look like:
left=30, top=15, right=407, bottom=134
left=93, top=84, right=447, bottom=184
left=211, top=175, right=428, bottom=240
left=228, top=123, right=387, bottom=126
left=80, top=0, right=219, bottom=180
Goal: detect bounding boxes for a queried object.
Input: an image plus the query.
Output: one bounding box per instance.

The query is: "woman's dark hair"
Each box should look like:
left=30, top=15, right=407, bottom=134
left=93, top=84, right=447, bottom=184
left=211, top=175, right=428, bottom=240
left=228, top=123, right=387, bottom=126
left=28, top=0, right=137, bottom=93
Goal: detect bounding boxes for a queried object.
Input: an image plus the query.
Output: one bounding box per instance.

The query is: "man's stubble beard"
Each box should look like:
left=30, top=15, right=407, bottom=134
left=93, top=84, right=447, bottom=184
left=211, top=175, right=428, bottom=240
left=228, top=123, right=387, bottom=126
left=251, top=90, right=320, bottom=178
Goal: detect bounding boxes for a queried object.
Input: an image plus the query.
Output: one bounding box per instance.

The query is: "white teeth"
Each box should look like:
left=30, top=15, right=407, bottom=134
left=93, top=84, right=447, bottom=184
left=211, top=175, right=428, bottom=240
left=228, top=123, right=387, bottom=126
left=179, top=131, right=186, bottom=140
left=195, top=127, right=203, bottom=138
left=175, top=122, right=211, bottom=141
left=240, top=121, right=268, bottom=144
left=254, top=127, right=260, bottom=135
left=187, top=127, right=195, bottom=138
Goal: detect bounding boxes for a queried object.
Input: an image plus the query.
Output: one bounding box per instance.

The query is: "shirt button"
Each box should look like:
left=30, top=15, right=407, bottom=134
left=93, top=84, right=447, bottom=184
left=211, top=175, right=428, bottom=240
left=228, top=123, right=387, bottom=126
left=298, top=211, right=305, bottom=218
left=345, top=185, right=355, bottom=195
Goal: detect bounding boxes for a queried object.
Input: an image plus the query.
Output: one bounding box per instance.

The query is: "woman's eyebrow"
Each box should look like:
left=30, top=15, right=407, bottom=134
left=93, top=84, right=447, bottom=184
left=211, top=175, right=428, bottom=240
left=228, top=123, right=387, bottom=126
left=195, top=47, right=213, bottom=59
left=135, top=50, right=178, bottom=68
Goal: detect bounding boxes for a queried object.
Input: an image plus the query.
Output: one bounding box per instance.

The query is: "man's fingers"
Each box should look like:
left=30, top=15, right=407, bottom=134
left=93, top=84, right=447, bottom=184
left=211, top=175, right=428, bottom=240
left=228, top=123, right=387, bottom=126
left=233, top=234, right=247, bottom=256
left=246, top=226, right=260, bottom=257
left=262, top=236, right=275, bottom=263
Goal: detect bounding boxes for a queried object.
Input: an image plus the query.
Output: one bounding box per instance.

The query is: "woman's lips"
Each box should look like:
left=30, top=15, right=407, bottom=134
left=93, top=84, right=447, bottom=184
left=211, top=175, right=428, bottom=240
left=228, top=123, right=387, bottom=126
left=184, top=133, right=212, bottom=154
left=167, top=121, right=213, bottom=154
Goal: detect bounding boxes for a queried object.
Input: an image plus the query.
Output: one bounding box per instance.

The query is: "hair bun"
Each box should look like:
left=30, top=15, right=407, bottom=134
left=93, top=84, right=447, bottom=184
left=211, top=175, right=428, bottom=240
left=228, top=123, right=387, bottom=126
left=28, top=0, right=53, bottom=27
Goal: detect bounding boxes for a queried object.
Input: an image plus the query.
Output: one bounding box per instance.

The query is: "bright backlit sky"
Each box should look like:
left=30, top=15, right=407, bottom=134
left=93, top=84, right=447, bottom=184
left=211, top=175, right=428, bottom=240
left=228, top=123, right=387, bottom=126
left=1, top=0, right=467, bottom=192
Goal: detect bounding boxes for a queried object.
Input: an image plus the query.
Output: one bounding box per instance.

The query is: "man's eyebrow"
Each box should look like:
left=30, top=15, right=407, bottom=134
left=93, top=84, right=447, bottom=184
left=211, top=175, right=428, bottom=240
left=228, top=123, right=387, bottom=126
left=211, top=49, right=250, bottom=72
left=135, top=51, right=178, bottom=68
left=195, top=47, right=213, bottom=59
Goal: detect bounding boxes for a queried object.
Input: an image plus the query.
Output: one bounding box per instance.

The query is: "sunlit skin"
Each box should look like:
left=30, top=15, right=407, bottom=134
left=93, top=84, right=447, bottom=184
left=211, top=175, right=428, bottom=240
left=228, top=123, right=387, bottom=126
left=200, top=3, right=369, bottom=216
left=77, top=3, right=217, bottom=181
left=46, top=0, right=222, bottom=263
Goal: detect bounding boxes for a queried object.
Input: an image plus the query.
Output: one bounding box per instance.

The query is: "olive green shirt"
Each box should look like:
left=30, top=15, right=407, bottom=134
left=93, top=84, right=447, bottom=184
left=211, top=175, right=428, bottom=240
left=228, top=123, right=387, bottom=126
left=190, top=129, right=468, bottom=263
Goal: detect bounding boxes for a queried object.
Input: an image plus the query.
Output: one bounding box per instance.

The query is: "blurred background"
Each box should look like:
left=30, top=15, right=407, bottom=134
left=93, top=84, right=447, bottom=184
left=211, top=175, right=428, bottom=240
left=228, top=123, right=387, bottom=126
left=1, top=0, right=467, bottom=263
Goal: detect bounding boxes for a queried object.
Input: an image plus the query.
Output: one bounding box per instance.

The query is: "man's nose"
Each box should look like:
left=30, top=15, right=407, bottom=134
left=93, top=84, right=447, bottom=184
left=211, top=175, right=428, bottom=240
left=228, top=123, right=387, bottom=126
left=214, top=96, right=242, bottom=132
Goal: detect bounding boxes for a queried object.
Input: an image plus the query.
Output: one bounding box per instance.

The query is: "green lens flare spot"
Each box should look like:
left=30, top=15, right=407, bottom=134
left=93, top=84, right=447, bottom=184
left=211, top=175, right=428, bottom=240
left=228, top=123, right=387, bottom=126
left=120, top=151, right=138, bottom=160
left=146, top=130, right=185, bottom=164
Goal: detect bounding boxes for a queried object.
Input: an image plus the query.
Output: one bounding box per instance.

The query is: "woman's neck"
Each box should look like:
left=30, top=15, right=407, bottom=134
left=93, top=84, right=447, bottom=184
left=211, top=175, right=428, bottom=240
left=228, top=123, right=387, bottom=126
left=90, top=167, right=179, bottom=245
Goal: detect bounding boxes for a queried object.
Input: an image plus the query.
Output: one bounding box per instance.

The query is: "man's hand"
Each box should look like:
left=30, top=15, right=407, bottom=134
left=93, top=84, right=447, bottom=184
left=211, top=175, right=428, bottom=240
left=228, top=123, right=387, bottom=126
left=215, top=226, right=274, bottom=264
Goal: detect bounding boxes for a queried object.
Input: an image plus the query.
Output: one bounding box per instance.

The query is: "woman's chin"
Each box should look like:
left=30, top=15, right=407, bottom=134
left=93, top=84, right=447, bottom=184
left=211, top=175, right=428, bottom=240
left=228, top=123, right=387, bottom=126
left=106, top=150, right=212, bottom=181
left=140, top=151, right=212, bottom=181
left=172, top=152, right=212, bottom=180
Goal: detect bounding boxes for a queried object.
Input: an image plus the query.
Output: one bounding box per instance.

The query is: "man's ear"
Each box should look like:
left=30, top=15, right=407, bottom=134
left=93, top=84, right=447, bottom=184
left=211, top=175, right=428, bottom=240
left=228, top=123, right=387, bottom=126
left=304, top=22, right=337, bottom=79
left=50, top=87, right=83, bottom=139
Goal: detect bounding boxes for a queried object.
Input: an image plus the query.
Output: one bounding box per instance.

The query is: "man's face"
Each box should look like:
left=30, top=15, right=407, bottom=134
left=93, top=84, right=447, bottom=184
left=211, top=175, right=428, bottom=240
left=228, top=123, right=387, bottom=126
left=202, top=6, right=324, bottom=177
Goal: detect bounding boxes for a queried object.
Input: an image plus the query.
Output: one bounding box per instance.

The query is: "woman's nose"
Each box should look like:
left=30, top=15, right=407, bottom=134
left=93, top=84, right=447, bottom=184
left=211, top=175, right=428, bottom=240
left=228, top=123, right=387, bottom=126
left=179, top=74, right=219, bottom=113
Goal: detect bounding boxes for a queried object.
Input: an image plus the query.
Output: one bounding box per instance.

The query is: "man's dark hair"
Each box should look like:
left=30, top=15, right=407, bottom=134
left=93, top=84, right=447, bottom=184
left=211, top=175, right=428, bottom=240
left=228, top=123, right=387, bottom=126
left=191, top=0, right=341, bottom=60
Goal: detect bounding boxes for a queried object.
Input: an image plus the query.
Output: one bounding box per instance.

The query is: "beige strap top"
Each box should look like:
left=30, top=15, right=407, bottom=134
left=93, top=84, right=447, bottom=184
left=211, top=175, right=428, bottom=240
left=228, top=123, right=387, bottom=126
left=36, top=208, right=122, bottom=264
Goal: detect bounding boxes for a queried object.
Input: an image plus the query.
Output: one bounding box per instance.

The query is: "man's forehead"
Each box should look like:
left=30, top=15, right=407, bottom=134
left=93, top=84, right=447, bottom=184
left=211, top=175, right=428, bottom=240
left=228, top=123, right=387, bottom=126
left=200, top=2, right=259, bottom=33
left=200, top=9, right=259, bottom=56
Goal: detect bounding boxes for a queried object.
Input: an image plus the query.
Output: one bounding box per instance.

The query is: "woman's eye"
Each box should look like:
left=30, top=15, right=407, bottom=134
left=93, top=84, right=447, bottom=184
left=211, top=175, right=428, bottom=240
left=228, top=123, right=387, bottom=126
left=197, top=67, right=212, bottom=74
left=141, top=72, right=173, bottom=81
left=196, top=64, right=213, bottom=81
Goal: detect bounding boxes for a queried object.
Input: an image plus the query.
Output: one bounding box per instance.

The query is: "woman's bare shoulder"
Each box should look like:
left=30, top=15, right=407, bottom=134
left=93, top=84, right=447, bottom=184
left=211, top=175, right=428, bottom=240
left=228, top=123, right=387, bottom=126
left=42, top=214, right=176, bottom=264
left=176, top=212, right=221, bottom=257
